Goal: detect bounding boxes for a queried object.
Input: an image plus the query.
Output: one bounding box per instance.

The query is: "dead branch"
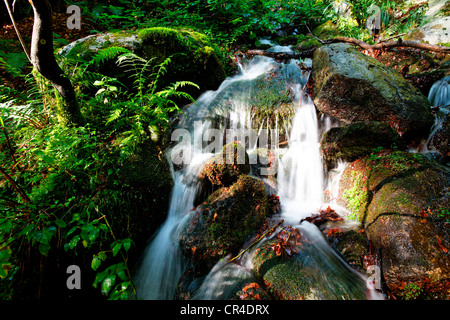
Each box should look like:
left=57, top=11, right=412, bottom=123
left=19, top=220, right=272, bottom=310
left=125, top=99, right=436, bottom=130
left=245, top=35, right=449, bottom=61
left=321, top=36, right=450, bottom=54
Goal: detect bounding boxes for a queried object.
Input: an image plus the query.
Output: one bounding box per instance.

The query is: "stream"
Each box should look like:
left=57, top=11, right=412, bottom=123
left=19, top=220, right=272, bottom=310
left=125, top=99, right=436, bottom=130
left=134, top=42, right=385, bottom=300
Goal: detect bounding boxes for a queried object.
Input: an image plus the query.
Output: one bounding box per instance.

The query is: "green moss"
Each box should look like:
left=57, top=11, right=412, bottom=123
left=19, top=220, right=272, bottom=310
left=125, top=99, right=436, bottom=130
left=312, top=20, right=341, bottom=39
left=342, top=170, right=369, bottom=221
left=252, top=242, right=311, bottom=300
left=205, top=175, right=268, bottom=251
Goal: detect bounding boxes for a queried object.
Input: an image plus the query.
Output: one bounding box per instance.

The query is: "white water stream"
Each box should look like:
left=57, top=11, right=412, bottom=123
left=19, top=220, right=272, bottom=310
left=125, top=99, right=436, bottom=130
left=134, top=44, right=384, bottom=300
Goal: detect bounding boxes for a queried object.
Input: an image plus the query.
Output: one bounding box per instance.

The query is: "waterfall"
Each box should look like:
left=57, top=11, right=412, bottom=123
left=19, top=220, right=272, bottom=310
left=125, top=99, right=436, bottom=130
left=277, top=92, right=324, bottom=224
left=134, top=44, right=383, bottom=300
left=134, top=153, right=212, bottom=299
left=415, top=76, right=450, bottom=158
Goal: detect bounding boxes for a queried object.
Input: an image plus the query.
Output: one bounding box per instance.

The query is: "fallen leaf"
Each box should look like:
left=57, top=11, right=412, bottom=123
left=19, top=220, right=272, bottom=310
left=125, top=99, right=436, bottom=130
left=435, top=235, right=448, bottom=253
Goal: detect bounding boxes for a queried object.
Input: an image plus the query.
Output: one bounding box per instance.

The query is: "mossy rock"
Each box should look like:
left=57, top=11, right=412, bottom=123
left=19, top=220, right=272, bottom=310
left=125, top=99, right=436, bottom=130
left=136, top=27, right=226, bottom=98
left=248, top=148, right=279, bottom=180
left=180, top=175, right=269, bottom=268
left=58, top=27, right=226, bottom=99
left=327, top=229, right=369, bottom=272
left=234, top=282, right=272, bottom=300
left=117, top=139, right=174, bottom=251
left=251, top=235, right=369, bottom=300
left=311, top=43, right=433, bottom=143
left=199, top=142, right=250, bottom=187
left=374, top=48, right=450, bottom=96
left=277, top=34, right=323, bottom=50
left=338, top=151, right=450, bottom=294
left=252, top=241, right=312, bottom=300
left=321, top=121, right=405, bottom=168
left=312, top=20, right=341, bottom=40
left=212, top=61, right=297, bottom=131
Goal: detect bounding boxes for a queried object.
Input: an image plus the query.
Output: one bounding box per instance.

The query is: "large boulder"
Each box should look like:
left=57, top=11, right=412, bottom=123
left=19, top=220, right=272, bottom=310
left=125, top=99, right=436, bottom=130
left=180, top=175, right=269, bottom=269
left=311, top=43, right=434, bottom=143
left=404, top=0, right=450, bottom=45
left=338, top=151, right=450, bottom=299
left=321, top=121, right=404, bottom=168
left=58, top=27, right=226, bottom=99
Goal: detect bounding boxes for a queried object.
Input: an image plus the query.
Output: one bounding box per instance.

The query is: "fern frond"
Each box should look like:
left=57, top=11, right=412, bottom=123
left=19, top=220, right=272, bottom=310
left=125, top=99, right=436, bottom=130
left=106, top=108, right=122, bottom=125
left=91, top=47, right=131, bottom=67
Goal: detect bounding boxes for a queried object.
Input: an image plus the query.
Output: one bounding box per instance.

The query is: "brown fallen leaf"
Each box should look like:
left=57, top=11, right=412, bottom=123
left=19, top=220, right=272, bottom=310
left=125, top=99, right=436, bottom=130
left=435, top=234, right=448, bottom=253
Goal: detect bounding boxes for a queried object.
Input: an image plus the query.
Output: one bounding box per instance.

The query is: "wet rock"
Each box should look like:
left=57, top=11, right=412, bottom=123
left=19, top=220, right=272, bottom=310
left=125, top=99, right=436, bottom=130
left=118, top=140, right=174, bottom=250
left=199, top=142, right=250, bottom=187
left=320, top=121, right=405, bottom=168
left=338, top=151, right=450, bottom=295
left=234, top=282, right=272, bottom=300
left=180, top=175, right=269, bottom=268
left=251, top=230, right=369, bottom=300
left=326, top=229, right=369, bottom=273
left=311, top=43, right=434, bottom=143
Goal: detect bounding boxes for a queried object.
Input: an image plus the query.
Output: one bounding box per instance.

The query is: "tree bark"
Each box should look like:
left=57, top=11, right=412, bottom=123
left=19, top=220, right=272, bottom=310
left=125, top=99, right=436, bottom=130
left=29, top=0, right=84, bottom=126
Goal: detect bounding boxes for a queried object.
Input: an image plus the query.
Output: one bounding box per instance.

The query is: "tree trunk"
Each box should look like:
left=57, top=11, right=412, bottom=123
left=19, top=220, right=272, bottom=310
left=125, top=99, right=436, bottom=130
left=30, top=0, right=84, bottom=126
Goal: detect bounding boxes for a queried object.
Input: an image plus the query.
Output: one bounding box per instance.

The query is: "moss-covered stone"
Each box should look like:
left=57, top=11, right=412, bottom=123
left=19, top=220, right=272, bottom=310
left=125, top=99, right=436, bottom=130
left=58, top=27, right=227, bottom=99
left=199, top=142, right=250, bottom=187
left=338, top=151, right=450, bottom=294
left=180, top=175, right=269, bottom=268
left=117, top=139, right=174, bottom=249
left=312, top=20, right=341, bottom=40
left=252, top=241, right=312, bottom=300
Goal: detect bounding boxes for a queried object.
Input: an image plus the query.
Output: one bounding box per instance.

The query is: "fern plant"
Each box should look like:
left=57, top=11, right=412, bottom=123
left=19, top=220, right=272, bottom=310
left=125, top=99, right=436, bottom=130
left=97, top=50, right=199, bottom=159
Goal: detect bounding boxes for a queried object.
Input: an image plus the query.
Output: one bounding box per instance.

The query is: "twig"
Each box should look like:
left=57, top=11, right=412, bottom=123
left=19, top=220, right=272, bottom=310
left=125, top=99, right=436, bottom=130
left=3, top=0, right=32, bottom=63
left=229, top=219, right=284, bottom=263
left=378, top=33, right=407, bottom=43
left=0, top=166, right=30, bottom=204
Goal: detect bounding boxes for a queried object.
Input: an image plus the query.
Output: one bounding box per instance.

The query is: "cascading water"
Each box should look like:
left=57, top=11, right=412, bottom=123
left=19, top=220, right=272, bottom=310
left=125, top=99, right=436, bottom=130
left=134, top=43, right=383, bottom=300
left=414, top=76, right=450, bottom=159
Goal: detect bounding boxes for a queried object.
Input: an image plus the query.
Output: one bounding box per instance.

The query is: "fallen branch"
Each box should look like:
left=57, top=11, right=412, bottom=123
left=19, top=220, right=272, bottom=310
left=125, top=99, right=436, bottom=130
left=245, top=35, right=449, bottom=62
left=321, top=36, right=450, bottom=54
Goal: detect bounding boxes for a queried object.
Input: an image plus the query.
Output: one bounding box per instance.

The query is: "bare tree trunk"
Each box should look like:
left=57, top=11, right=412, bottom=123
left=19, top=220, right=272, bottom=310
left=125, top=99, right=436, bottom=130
left=30, top=0, right=84, bottom=126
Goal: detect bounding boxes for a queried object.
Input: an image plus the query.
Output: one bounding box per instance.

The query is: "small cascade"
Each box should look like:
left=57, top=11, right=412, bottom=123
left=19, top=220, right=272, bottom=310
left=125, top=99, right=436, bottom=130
left=415, top=76, right=450, bottom=159
left=134, top=153, right=212, bottom=299
left=135, top=40, right=383, bottom=300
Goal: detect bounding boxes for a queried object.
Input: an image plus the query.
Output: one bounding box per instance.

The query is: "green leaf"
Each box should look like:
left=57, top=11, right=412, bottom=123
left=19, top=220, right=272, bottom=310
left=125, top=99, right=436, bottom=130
left=101, top=275, right=116, bottom=295
left=112, top=242, right=122, bottom=257
left=38, top=243, right=51, bottom=256
left=91, top=255, right=102, bottom=271
left=69, top=235, right=80, bottom=250
left=55, top=219, right=67, bottom=228
left=122, top=238, right=132, bottom=252
left=88, top=228, right=100, bottom=242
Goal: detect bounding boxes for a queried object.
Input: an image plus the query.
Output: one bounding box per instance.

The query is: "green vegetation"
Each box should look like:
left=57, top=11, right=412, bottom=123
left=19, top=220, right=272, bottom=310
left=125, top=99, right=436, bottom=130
left=342, top=170, right=369, bottom=220
left=0, top=43, right=192, bottom=299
